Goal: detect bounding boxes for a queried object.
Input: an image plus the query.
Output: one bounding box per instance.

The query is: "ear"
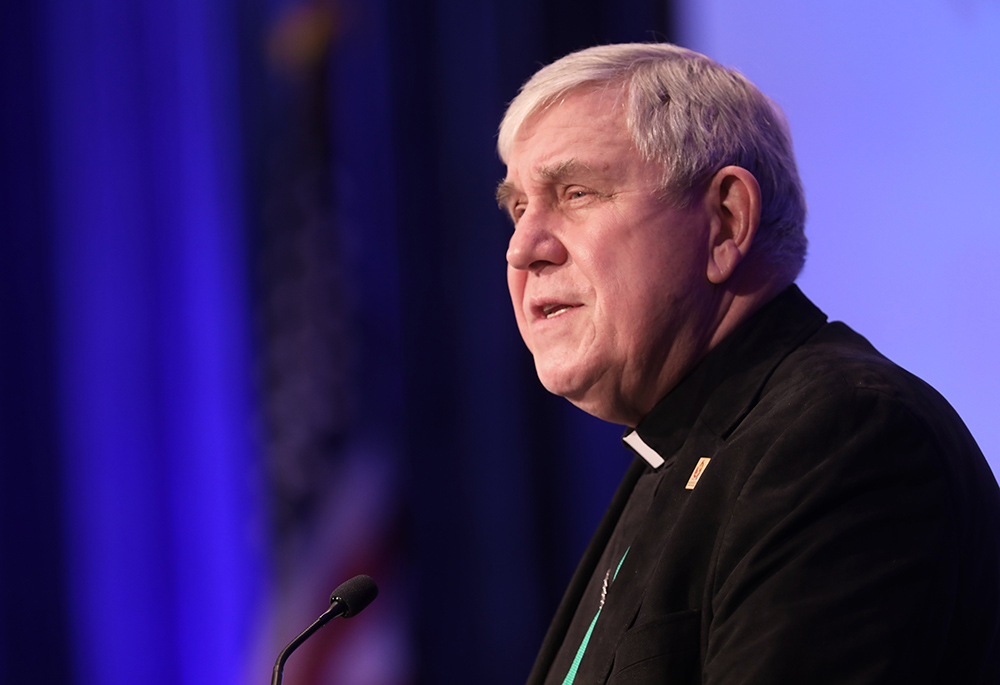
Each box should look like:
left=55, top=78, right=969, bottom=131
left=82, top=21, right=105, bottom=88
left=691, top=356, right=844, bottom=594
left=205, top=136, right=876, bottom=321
left=705, top=166, right=761, bottom=285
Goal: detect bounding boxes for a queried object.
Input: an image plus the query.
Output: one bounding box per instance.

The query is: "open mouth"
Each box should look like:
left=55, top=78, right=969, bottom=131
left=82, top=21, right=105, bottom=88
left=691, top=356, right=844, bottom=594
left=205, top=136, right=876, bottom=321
left=542, top=304, right=575, bottom=319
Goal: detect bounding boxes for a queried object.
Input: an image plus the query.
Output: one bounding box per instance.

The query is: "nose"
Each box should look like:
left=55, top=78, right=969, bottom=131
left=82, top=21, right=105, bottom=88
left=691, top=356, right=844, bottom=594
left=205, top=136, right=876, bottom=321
left=505, top=208, right=568, bottom=272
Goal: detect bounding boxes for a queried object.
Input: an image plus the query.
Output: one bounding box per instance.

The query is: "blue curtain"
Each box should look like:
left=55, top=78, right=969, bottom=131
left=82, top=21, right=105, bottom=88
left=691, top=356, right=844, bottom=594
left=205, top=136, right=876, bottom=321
left=385, top=1, right=671, bottom=682
left=1, top=3, right=72, bottom=681
left=2, top=0, right=265, bottom=683
left=0, top=0, right=672, bottom=682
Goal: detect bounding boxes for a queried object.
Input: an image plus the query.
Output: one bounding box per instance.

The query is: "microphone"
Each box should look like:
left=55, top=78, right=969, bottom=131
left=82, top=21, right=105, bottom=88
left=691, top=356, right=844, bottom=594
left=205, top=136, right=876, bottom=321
left=271, top=575, right=379, bottom=685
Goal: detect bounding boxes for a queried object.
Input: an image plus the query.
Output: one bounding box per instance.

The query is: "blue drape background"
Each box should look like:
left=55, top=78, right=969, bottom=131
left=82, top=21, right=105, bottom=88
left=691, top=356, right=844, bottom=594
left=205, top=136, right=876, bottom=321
left=3, top=0, right=266, bottom=683
left=1, top=0, right=668, bottom=683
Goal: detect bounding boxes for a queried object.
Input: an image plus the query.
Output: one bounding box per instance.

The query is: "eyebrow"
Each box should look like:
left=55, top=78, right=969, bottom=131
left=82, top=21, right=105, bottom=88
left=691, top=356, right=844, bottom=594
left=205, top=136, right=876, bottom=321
left=495, top=180, right=516, bottom=209
left=495, top=158, right=592, bottom=209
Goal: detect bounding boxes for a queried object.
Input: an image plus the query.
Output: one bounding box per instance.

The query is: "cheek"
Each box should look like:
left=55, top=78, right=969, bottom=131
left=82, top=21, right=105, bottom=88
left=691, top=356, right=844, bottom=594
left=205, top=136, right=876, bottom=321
left=507, top=268, right=529, bottom=333
left=506, top=265, right=525, bottom=303
left=591, top=253, right=671, bottom=340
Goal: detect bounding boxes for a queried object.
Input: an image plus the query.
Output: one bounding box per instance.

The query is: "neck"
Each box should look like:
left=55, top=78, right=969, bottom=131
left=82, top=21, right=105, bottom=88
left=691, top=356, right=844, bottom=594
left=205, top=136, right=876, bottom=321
left=708, top=258, right=792, bottom=350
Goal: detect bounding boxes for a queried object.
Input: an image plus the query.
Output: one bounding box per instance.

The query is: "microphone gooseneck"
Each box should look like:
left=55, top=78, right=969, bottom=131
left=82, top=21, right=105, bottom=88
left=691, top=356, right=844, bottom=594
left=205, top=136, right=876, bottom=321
left=270, top=575, right=379, bottom=685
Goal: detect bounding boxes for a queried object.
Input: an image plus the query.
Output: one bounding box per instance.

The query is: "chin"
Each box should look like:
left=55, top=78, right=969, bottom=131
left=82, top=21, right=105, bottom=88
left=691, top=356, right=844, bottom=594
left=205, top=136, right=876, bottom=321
left=538, top=368, right=641, bottom=427
left=535, top=361, right=619, bottom=421
left=534, top=359, right=588, bottom=401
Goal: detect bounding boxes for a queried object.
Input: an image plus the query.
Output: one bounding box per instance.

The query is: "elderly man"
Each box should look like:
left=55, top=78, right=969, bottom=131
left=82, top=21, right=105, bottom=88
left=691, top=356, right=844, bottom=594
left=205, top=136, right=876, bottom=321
left=496, top=43, right=1000, bottom=684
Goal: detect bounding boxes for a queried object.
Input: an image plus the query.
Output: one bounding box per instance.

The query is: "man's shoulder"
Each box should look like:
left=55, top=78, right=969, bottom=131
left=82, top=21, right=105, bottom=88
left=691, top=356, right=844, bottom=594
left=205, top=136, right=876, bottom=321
left=766, top=320, right=956, bottom=422
left=745, top=318, right=994, bottom=504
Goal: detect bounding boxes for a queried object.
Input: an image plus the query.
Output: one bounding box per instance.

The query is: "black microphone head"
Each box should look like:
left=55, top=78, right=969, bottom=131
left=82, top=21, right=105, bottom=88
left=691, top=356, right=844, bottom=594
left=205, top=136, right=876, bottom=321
left=329, top=574, right=378, bottom=618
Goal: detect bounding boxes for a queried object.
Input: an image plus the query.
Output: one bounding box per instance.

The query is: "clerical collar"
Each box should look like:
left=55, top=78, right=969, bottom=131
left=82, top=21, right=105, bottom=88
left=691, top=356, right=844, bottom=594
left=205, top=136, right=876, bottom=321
left=622, top=430, right=665, bottom=469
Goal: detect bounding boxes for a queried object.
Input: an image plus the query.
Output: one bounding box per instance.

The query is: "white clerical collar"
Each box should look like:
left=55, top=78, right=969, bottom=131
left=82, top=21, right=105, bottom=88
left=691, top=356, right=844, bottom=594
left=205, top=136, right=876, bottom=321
left=622, top=430, right=665, bottom=469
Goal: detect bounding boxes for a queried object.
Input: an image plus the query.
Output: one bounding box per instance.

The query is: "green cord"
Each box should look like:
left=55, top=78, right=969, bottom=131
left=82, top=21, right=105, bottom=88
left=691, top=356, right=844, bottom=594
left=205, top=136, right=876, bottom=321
left=562, top=548, right=630, bottom=685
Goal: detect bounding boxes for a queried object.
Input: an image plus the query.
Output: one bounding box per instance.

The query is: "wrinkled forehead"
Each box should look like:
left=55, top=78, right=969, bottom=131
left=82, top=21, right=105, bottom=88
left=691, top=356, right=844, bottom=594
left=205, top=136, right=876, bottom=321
left=501, top=81, right=630, bottom=163
left=509, top=89, right=631, bottom=164
left=497, top=93, right=651, bottom=208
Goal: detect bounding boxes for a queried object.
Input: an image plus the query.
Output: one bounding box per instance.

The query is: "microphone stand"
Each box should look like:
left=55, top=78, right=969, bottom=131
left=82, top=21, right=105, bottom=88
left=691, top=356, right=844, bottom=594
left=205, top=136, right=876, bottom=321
left=271, top=602, right=343, bottom=685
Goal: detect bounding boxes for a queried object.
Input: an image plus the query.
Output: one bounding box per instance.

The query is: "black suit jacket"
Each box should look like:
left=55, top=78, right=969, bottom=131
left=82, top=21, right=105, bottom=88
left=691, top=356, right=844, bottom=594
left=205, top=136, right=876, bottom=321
left=528, top=287, right=1000, bottom=684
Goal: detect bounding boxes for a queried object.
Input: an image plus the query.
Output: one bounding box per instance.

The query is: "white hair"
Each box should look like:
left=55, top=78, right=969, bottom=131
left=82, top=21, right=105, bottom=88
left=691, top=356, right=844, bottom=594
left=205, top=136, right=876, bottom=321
left=498, top=43, right=807, bottom=280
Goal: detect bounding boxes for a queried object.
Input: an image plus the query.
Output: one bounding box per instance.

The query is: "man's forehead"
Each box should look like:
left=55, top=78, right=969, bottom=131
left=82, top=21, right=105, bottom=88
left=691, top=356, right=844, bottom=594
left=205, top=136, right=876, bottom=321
left=509, top=102, right=629, bottom=170
left=498, top=92, right=637, bottom=205
left=518, top=97, right=623, bottom=147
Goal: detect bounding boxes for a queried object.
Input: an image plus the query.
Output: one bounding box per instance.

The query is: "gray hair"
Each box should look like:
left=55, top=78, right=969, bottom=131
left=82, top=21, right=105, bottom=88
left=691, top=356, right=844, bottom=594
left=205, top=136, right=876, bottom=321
left=498, top=43, right=807, bottom=280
